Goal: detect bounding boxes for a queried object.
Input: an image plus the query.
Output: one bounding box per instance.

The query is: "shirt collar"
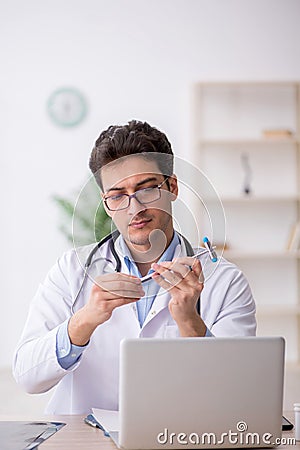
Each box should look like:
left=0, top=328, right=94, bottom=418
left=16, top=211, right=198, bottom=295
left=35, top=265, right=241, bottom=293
left=118, top=231, right=180, bottom=273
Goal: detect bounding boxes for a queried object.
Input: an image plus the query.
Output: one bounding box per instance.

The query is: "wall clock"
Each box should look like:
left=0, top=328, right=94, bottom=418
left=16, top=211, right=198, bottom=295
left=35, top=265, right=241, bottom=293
left=47, top=87, right=88, bottom=127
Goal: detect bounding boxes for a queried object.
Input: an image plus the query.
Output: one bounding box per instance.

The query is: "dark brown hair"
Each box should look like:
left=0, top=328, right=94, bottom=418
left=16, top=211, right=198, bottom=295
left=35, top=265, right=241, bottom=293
left=89, top=120, right=174, bottom=190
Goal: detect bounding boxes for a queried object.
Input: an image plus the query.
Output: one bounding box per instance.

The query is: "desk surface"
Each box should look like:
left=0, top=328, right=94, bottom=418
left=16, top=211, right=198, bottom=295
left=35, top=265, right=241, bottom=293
left=39, top=414, right=112, bottom=449
left=0, top=413, right=299, bottom=449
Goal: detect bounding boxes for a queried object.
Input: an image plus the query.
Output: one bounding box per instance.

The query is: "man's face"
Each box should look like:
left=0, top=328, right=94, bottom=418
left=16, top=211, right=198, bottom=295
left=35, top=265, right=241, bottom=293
left=101, top=155, right=178, bottom=253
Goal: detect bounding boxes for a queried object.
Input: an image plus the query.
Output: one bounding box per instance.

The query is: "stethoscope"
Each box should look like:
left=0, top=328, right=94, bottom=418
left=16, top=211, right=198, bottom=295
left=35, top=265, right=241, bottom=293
left=71, top=230, right=196, bottom=315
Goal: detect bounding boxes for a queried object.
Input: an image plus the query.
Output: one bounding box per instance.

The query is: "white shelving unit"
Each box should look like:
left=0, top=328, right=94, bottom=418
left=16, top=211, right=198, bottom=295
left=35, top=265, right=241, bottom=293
left=192, top=81, right=300, bottom=364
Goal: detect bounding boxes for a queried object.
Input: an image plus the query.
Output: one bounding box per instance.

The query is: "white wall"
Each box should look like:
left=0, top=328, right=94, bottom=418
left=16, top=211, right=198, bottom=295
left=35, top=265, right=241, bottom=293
left=1, top=0, right=300, bottom=368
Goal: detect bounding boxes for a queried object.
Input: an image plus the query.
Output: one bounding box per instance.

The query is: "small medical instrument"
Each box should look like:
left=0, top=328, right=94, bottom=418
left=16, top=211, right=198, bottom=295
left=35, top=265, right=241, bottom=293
left=203, top=236, right=218, bottom=263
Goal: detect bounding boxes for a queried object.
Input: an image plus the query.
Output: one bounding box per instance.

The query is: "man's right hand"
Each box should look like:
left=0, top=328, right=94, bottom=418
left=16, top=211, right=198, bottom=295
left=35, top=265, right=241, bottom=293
left=68, top=273, right=144, bottom=346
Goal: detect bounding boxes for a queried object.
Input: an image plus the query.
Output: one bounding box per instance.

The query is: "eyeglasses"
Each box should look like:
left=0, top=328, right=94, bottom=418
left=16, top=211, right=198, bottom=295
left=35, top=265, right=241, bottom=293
left=103, top=177, right=169, bottom=211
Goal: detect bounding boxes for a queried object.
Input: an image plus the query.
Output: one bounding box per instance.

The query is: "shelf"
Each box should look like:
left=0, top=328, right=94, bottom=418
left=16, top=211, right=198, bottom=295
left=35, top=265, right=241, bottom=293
left=205, top=196, right=300, bottom=203
left=199, top=138, right=299, bottom=146
left=256, top=305, right=300, bottom=316
left=195, top=81, right=300, bottom=87
left=222, top=250, right=300, bottom=259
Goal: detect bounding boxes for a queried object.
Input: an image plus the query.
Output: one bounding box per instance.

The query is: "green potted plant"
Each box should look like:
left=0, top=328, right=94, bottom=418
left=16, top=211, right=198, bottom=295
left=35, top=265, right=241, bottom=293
left=53, top=176, right=112, bottom=246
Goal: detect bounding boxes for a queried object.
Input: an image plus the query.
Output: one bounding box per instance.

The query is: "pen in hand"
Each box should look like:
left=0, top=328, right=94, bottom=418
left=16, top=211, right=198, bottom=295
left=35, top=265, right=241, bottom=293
left=140, top=238, right=218, bottom=283
left=84, top=414, right=110, bottom=437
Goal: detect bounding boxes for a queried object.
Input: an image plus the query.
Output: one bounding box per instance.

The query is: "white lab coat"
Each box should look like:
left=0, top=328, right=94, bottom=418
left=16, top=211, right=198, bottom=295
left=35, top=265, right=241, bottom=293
left=13, top=235, right=256, bottom=414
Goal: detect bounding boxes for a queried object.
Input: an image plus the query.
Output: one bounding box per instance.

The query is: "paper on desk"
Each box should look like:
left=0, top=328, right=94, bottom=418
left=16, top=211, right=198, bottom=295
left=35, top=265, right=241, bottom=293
left=92, top=408, right=120, bottom=432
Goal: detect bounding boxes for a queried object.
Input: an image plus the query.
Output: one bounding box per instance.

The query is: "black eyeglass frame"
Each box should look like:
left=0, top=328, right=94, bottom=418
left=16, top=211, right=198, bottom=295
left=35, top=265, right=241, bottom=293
left=103, top=176, right=170, bottom=211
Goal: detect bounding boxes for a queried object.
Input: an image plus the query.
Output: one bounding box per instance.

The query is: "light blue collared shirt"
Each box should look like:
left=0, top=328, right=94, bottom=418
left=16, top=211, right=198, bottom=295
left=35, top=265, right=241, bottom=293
left=120, top=232, right=180, bottom=327
left=56, top=232, right=212, bottom=369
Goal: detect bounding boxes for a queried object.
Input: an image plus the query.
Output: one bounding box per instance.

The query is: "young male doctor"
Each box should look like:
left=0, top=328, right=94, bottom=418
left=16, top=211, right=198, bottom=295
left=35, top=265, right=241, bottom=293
left=13, top=120, right=256, bottom=414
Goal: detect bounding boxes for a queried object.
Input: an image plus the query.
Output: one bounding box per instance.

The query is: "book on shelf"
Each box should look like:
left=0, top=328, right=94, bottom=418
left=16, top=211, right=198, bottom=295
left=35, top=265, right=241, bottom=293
left=286, top=222, right=300, bottom=251
left=262, top=128, right=294, bottom=139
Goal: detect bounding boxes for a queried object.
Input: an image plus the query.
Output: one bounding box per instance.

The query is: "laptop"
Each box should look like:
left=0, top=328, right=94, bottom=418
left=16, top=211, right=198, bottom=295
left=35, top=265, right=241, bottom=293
left=93, top=337, right=285, bottom=449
